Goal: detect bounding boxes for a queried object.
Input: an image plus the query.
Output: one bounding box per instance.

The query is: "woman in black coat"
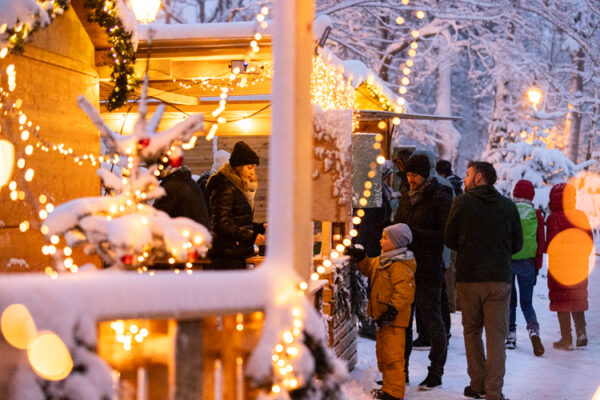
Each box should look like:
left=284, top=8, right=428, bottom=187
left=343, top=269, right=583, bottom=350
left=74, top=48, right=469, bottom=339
left=204, top=141, right=265, bottom=269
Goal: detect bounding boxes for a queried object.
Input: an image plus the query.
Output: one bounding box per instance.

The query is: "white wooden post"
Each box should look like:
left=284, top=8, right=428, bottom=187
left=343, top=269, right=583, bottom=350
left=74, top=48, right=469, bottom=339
left=267, top=0, right=315, bottom=279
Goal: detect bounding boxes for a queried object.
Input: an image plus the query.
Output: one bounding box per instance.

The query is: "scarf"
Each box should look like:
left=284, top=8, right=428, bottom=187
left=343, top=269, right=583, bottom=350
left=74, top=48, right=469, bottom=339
left=220, top=163, right=258, bottom=209
left=380, top=247, right=414, bottom=268
left=408, top=176, right=433, bottom=205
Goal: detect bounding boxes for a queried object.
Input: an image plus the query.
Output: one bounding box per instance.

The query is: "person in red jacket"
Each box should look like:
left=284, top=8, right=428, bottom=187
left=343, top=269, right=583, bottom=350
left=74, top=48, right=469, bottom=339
left=505, top=180, right=545, bottom=356
left=545, top=182, right=594, bottom=350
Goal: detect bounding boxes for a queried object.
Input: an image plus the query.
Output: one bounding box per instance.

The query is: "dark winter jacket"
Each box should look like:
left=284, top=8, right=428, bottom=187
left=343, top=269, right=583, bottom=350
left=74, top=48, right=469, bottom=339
left=447, top=174, right=463, bottom=195
left=357, top=254, right=417, bottom=327
left=204, top=165, right=265, bottom=263
left=545, top=183, right=592, bottom=312
left=153, top=167, right=211, bottom=229
left=444, top=185, right=523, bottom=284
left=393, top=178, right=452, bottom=282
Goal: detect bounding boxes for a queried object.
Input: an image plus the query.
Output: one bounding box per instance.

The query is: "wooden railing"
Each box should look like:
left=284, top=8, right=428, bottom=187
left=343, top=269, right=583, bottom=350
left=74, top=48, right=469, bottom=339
left=98, top=312, right=265, bottom=400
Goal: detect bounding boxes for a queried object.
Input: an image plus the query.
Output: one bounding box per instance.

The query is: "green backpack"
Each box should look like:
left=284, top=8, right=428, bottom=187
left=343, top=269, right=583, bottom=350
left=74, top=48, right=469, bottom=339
left=513, top=202, right=538, bottom=260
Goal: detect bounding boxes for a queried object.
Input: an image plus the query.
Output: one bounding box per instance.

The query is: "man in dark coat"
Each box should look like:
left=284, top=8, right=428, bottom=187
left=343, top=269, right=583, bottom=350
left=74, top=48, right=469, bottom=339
left=392, top=153, right=452, bottom=389
left=444, top=161, right=523, bottom=400
left=204, top=141, right=265, bottom=270
left=154, top=165, right=211, bottom=229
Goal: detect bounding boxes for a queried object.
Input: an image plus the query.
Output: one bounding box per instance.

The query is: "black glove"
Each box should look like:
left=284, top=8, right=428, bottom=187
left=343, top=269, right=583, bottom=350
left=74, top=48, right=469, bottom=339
left=375, top=305, right=398, bottom=329
left=344, top=245, right=366, bottom=262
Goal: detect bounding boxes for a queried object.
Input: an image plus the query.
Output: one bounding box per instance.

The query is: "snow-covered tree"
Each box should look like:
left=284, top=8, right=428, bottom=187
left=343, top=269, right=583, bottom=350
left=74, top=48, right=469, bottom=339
left=43, top=74, right=211, bottom=270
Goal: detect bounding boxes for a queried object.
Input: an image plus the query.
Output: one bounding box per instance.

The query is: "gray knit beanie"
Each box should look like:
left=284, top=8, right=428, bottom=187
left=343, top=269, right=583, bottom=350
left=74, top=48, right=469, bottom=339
left=383, top=223, right=413, bottom=248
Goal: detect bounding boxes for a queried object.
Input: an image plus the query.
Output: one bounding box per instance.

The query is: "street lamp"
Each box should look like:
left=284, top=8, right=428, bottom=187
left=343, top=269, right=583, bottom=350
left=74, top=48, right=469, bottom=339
left=527, top=86, right=543, bottom=110
left=130, top=0, right=161, bottom=24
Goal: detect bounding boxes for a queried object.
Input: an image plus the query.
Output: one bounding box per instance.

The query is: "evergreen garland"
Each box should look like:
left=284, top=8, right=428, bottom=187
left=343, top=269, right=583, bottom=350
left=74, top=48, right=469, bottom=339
left=84, top=0, right=138, bottom=110
left=288, top=331, right=347, bottom=400
left=1, top=0, right=137, bottom=110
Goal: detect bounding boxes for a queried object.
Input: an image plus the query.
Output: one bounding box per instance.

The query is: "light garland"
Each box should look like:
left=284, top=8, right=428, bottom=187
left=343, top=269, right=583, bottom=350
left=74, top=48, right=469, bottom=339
left=110, top=320, right=149, bottom=351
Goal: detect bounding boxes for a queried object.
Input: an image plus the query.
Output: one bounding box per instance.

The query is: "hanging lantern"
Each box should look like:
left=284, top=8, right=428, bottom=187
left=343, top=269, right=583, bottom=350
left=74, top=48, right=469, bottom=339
left=130, top=0, right=161, bottom=24
left=0, top=139, right=15, bottom=189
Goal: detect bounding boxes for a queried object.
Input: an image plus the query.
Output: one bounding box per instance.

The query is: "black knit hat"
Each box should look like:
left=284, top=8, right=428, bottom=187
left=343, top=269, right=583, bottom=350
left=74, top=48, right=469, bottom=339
left=229, top=141, right=260, bottom=167
left=405, top=154, right=430, bottom=178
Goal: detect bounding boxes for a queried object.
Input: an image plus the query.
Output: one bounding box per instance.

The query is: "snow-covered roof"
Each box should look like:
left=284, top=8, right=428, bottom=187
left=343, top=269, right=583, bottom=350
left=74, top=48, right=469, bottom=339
left=318, top=47, right=401, bottom=112
left=137, top=20, right=271, bottom=41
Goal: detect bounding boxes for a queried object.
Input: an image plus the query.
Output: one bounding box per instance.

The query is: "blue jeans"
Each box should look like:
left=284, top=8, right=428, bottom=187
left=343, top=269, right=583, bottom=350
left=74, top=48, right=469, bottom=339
left=509, top=258, right=539, bottom=332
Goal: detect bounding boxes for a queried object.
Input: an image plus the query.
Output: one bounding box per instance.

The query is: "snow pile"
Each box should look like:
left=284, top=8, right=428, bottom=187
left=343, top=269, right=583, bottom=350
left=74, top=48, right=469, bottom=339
left=0, top=0, right=66, bottom=49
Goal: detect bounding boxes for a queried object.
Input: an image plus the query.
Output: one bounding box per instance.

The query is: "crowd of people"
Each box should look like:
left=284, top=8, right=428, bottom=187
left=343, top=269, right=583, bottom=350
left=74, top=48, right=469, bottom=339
left=348, top=151, right=593, bottom=400
left=152, top=141, right=593, bottom=400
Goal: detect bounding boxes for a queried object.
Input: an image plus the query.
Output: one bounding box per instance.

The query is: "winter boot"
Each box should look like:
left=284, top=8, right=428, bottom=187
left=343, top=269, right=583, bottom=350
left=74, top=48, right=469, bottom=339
left=505, top=330, right=516, bottom=350
left=529, top=329, right=545, bottom=356
left=576, top=327, right=588, bottom=347
left=463, top=386, right=485, bottom=399
left=553, top=337, right=574, bottom=351
left=418, top=373, right=442, bottom=390
left=371, top=388, right=404, bottom=400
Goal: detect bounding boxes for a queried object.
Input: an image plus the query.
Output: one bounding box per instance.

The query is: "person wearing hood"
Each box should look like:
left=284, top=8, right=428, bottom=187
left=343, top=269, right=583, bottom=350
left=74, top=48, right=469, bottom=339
left=197, top=149, right=231, bottom=204
left=444, top=161, right=523, bottom=400
left=392, top=153, right=452, bottom=390
left=346, top=223, right=417, bottom=400
left=505, top=180, right=545, bottom=356
left=153, top=164, right=211, bottom=229
left=204, top=141, right=266, bottom=270
left=545, top=182, right=593, bottom=350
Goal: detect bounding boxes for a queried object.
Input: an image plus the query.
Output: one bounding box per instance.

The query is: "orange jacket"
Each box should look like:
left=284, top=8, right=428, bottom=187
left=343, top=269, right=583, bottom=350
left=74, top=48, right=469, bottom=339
left=357, top=255, right=417, bottom=327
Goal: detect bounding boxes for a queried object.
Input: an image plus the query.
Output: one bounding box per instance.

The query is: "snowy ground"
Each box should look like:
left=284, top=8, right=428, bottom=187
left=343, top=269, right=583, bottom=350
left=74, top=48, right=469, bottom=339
left=346, top=254, right=600, bottom=400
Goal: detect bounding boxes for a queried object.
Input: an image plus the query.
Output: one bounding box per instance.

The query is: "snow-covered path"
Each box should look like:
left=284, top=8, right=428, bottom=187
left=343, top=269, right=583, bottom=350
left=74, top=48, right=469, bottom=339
left=346, top=255, right=600, bottom=400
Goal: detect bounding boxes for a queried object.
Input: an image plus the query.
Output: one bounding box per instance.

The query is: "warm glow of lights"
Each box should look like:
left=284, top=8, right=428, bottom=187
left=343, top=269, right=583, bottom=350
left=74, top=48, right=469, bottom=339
left=350, top=228, right=358, bottom=237
left=416, top=10, right=425, bottom=19
left=395, top=16, right=405, bottom=24
left=311, top=272, right=319, bottom=280
left=272, top=385, right=281, bottom=394
left=376, top=155, right=386, bottom=164
left=0, top=140, right=15, bottom=188
left=343, top=238, right=352, bottom=246
left=393, top=116, right=401, bottom=125
left=299, top=281, right=308, bottom=291
left=27, top=332, right=73, bottom=381
left=238, top=118, right=251, bottom=132
left=527, top=86, right=543, bottom=108
left=336, top=244, right=345, bottom=252
left=411, top=30, right=419, bottom=38
left=1, top=304, right=37, bottom=349
left=129, top=0, right=161, bottom=24
left=311, top=55, right=356, bottom=111
left=352, top=216, right=361, bottom=225
left=547, top=228, right=594, bottom=286
left=377, top=120, right=387, bottom=130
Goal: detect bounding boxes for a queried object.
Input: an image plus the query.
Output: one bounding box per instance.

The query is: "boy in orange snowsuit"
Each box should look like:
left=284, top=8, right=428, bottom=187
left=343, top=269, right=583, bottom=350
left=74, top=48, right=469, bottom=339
left=347, top=223, right=416, bottom=400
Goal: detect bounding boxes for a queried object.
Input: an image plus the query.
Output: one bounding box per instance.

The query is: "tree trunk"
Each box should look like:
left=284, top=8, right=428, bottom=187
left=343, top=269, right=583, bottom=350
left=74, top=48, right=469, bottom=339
left=567, top=47, right=585, bottom=163
left=434, top=53, right=460, bottom=163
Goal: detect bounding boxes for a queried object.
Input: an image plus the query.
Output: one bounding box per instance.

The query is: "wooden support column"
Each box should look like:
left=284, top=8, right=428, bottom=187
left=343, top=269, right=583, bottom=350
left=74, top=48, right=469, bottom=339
left=267, top=0, right=315, bottom=279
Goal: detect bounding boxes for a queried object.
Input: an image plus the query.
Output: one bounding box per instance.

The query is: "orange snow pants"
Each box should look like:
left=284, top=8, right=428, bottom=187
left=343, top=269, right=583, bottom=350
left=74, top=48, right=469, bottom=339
left=376, top=326, right=406, bottom=399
